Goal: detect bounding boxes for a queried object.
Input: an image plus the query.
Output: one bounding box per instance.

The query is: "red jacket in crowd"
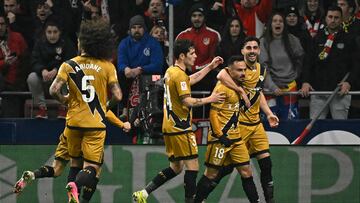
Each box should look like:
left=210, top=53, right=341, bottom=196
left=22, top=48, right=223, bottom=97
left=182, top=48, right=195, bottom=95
left=176, top=25, right=221, bottom=72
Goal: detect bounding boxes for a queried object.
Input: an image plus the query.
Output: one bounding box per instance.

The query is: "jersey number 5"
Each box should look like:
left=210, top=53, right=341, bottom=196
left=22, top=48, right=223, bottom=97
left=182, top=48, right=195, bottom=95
left=82, top=75, right=95, bottom=103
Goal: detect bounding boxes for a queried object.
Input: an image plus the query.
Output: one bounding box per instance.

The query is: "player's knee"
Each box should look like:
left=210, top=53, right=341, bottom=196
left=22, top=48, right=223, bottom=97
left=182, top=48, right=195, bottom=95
left=258, top=156, right=272, bottom=172
left=204, top=168, right=219, bottom=180
left=170, top=165, right=183, bottom=174
left=237, top=165, right=252, bottom=178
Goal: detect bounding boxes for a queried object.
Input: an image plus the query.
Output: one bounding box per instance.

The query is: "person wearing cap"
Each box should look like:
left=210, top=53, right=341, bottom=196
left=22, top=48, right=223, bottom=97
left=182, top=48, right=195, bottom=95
left=284, top=5, right=312, bottom=54
left=176, top=3, right=221, bottom=93
left=117, top=15, right=164, bottom=141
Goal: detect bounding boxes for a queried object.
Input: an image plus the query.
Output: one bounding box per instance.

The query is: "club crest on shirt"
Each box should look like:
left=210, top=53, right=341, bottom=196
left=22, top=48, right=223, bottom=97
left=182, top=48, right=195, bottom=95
left=259, top=75, right=264, bottom=81
left=56, top=47, right=62, bottom=55
left=336, top=43, right=344, bottom=49
left=203, top=38, right=210, bottom=45
left=180, top=81, right=187, bottom=91
left=143, top=47, right=150, bottom=56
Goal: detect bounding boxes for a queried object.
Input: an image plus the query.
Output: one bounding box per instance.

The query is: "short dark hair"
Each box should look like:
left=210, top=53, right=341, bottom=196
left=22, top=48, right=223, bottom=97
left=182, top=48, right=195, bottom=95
left=174, top=39, right=194, bottom=60
left=78, top=18, right=114, bottom=59
left=227, top=55, right=244, bottom=67
left=242, top=36, right=260, bottom=49
left=326, top=5, right=343, bottom=16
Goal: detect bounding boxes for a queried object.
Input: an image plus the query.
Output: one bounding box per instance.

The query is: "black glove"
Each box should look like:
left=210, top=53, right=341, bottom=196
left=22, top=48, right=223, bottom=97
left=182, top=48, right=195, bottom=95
left=218, top=135, right=232, bottom=147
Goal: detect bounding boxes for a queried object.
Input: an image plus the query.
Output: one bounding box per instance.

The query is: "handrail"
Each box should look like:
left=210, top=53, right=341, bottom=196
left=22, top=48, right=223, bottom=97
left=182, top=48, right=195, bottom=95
left=191, top=91, right=360, bottom=95
left=0, top=91, right=32, bottom=96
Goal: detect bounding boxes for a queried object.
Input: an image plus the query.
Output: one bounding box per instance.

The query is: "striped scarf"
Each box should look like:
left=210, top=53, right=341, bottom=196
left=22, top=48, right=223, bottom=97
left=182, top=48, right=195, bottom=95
left=304, top=16, right=320, bottom=36
left=318, top=29, right=336, bottom=60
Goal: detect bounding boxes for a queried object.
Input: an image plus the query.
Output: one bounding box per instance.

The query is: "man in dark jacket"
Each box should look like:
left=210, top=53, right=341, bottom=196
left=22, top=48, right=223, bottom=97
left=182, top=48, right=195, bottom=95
left=300, top=6, right=356, bottom=119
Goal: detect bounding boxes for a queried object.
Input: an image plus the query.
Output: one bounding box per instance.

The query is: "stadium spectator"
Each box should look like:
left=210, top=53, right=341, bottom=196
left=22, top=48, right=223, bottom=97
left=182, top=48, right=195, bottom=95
left=216, top=17, right=246, bottom=69
left=0, top=14, right=29, bottom=117
left=231, top=0, right=273, bottom=37
left=172, top=0, right=206, bottom=36
left=117, top=15, right=163, bottom=143
left=3, top=0, right=35, bottom=49
left=41, top=0, right=83, bottom=46
left=176, top=3, right=221, bottom=92
left=27, top=20, right=76, bottom=119
left=260, top=12, right=304, bottom=120
left=32, top=0, right=54, bottom=41
left=144, top=0, right=167, bottom=31
left=150, top=24, right=169, bottom=72
left=205, top=0, right=227, bottom=32
left=132, top=39, right=225, bottom=203
left=300, top=6, right=357, bottom=119
left=284, top=5, right=312, bottom=53
left=302, top=0, right=325, bottom=38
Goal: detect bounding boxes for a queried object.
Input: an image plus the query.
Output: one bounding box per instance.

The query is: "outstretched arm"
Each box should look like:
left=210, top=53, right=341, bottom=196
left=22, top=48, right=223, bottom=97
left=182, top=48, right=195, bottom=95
left=189, top=56, right=223, bottom=85
left=181, top=91, right=225, bottom=107
left=106, top=110, right=131, bottom=132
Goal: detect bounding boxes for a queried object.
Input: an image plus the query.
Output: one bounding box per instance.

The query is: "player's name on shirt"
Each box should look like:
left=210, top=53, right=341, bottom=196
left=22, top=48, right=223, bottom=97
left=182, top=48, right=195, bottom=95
left=74, top=63, right=102, bottom=73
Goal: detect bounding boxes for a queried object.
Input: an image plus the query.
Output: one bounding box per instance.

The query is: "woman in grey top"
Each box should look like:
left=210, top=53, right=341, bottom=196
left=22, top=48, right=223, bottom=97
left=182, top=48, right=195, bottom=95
left=260, top=11, right=304, bottom=120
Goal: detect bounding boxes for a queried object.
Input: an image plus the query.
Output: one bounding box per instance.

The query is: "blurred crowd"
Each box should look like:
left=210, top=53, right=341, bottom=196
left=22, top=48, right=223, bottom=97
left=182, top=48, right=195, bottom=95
left=0, top=0, right=359, bottom=125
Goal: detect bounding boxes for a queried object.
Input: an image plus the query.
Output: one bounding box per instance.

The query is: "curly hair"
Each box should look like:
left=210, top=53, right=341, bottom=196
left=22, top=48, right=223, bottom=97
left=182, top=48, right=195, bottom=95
left=78, top=18, right=114, bottom=60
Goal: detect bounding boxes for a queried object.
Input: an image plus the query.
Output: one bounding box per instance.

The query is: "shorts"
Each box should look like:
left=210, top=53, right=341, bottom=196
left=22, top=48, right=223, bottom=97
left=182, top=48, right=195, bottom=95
left=163, top=132, right=198, bottom=161
left=240, top=123, right=269, bottom=157
left=64, top=127, right=106, bottom=165
left=54, top=133, right=70, bottom=162
left=204, top=140, right=250, bottom=168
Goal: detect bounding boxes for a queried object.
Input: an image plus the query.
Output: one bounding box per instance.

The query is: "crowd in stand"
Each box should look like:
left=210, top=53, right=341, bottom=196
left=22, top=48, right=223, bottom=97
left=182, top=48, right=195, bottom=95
left=0, top=0, right=359, bottom=123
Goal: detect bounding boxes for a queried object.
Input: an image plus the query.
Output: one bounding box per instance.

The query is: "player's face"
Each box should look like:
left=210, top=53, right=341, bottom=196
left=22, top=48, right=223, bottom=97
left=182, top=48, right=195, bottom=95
left=271, top=14, right=284, bottom=37
left=286, top=13, right=298, bottom=26
left=307, top=0, right=319, bottom=13
left=191, top=11, right=205, bottom=29
left=184, top=47, right=197, bottom=71
left=326, top=10, right=342, bottom=31
left=229, top=19, right=241, bottom=37
left=0, top=17, right=7, bottom=37
left=45, top=25, right=61, bottom=44
left=130, top=24, right=145, bottom=41
left=242, top=41, right=260, bottom=64
left=229, top=60, right=247, bottom=82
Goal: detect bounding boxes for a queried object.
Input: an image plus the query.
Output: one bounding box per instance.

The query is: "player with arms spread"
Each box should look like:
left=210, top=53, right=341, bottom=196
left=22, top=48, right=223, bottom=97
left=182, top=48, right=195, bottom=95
left=48, top=18, right=122, bottom=203
left=132, top=39, right=225, bottom=203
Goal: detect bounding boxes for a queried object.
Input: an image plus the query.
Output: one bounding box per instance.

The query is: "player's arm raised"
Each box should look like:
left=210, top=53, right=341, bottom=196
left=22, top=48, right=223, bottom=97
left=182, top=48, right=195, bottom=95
left=49, top=77, right=68, bottom=105
left=189, top=56, right=223, bottom=85
left=180, top=91, right=225, bottom=107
